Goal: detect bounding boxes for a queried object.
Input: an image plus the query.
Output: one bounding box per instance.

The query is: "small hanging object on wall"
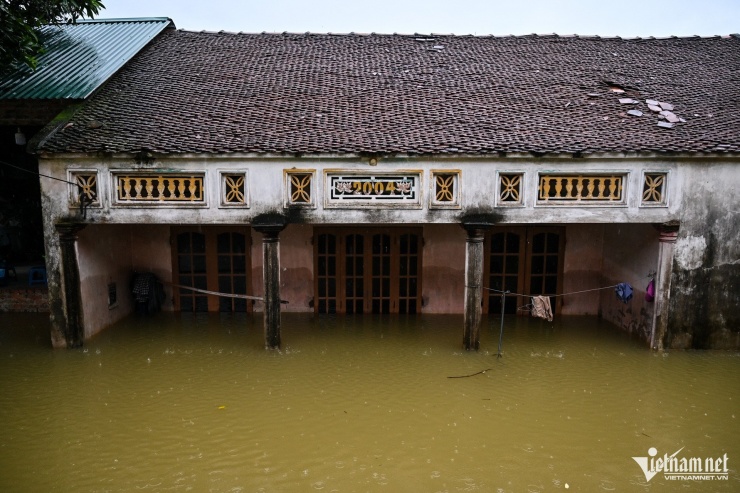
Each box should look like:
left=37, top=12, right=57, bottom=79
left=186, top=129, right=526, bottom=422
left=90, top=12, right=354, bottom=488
left=645, top=278, right=655, bottom=302
left=615, top=282, right=633, bottom=303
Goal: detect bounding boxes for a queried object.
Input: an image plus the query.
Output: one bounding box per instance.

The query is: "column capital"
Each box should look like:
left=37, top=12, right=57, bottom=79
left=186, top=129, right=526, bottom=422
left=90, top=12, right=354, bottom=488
left=252, top=214, right=288, bottom=240
left=655, top=221, right=680, bottom=243
left=461, top=215, right=495, bottom=238
left=55, top=221, right=86, bottom=241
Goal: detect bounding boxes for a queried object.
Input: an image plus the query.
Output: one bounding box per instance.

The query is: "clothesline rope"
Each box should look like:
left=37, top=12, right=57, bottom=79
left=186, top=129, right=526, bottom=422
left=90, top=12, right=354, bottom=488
left=479, top=273, right=654, bottom=299
left=163, top=281, right=289, bottom=304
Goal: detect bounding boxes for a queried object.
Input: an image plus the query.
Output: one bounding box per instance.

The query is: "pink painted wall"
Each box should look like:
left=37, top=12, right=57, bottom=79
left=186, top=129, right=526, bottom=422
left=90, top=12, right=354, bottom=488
left=278, top=225, right=314, bottom=312
left=561, top=224, right=604, bottom=316
left=130, top=225, right=173, bottom=311
left=77, top=225, right=135, bottom=339
left=77, top=224, right=173, bottom=339
left=599, top=223, right=659, bottom=343
left=421, top=224, right=466, bottom=314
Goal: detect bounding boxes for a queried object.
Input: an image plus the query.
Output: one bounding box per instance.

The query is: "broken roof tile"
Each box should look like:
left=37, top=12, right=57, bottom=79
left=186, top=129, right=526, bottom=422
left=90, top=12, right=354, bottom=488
left=659, top=102, right=675, bottom=111
left=661, top=111, right=681, bottom=123
left=627, top=109, right=643, bottom=117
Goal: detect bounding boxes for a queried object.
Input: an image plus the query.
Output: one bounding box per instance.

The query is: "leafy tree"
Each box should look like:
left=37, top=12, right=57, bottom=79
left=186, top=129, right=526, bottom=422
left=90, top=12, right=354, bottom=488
left=1, top=0, right=105, bottom=71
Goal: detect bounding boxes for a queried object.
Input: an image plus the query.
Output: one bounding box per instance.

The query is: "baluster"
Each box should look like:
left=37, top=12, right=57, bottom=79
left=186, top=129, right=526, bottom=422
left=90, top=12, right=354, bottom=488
left=609, top=178, right=618, bottom=200
left=133, top=178, right=143, bottom=199
left=565, top=177, right=574, bottom=198
left=575, top=176, right=584, bottom=199
left=155, top=176, right=164, bottom=200
left=122, top=177, right=131, bottom=200
left=167, top=178, right=176, bottom=199
left=540, top=176, right=550, bottom=199
left=188, top=176, right=197, bottom=200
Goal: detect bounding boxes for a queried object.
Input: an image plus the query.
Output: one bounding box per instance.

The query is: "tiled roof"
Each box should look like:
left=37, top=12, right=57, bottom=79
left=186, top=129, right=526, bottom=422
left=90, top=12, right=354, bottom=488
left=38, top=30, right=740, bottom=156
left=0, top=18, right=173, bottom=100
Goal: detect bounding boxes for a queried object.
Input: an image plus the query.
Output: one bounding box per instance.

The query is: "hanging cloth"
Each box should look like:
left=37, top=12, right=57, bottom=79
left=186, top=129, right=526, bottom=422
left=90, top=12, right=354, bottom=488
left=645, top=279, right=655, bottom=302
left=531, top=295, right=553, bottom=322
left=615, top=282, right=633, bottom=303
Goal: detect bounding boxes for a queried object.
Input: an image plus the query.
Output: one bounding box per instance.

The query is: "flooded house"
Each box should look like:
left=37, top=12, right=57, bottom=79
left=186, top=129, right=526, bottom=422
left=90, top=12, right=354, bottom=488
left=31, top=29, right=740, bottom=350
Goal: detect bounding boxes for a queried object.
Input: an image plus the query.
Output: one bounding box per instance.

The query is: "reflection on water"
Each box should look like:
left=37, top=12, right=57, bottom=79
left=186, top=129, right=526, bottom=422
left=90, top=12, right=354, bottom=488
left=0, top=312, right=738, bottom=492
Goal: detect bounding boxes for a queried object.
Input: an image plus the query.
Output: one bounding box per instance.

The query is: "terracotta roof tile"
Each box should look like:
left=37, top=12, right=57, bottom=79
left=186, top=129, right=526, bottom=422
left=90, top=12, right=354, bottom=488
left=39, top=31, right=740, bottom=156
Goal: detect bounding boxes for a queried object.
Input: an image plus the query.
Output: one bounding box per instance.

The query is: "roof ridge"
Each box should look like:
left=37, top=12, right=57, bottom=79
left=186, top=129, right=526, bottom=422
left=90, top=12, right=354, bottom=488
left=173, top=29, right=738, bottom=40
left=75, top=17, right=173, bottom=24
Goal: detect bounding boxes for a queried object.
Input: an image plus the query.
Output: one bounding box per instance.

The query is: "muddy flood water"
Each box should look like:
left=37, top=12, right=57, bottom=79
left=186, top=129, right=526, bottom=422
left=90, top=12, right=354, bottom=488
left=0, top=312, right=738, bottom=492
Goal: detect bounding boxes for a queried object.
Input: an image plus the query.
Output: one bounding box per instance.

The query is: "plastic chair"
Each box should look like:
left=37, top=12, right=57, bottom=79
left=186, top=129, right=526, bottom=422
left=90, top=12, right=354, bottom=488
left=28, top=266, right=47, bottom=286
left=0, top=260, right=16, bottom=286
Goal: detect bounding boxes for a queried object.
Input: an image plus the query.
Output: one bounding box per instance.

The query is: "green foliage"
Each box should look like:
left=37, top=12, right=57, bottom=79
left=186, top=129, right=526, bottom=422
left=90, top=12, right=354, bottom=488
left=0, top=1, right=105, bottom=72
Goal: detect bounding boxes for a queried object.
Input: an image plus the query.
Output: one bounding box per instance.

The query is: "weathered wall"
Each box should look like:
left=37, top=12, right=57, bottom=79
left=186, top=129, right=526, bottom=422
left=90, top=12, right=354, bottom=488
left=278, top=224, right=314, bottom=312
left=422, top=224, right=466, bottom=313
left=667, top=162, right=740, bottom=349
left=129, top=225, right=174, bottom=311
left=561, top=224, right=604, bottom=316
left=37, top=154, right=740, bottom=348
left=77, top=225, right=135, bottom=339
left=600, top=224, right=659, bottom=343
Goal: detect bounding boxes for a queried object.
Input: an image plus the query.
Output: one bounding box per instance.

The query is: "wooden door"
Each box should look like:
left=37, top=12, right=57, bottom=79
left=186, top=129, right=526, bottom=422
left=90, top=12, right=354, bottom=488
left=314, top=228, right=422, bottom=314
left=172, top=227, right=251, bottom=312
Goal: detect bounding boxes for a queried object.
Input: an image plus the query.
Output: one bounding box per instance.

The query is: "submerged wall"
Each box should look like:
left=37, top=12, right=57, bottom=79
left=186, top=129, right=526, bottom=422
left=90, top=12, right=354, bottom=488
left=422, top=224, right=466, bottom=314
left=600, top=223, right=659, bottom=344
left=561, top=224, right=604, bottom=316
left=667, top=162, right=740, bottom=349
left=77, top=225, right=134, bottom=339
left=37, top=153, right=740, bottom=348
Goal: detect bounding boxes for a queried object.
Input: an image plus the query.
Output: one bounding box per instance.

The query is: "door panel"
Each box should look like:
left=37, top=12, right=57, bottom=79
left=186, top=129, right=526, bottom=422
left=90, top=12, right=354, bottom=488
left=484, top=227, right=564, bottom=315
left=173, top=227, right=251, bottom=313
left=314, top=228, right=422, bottom=314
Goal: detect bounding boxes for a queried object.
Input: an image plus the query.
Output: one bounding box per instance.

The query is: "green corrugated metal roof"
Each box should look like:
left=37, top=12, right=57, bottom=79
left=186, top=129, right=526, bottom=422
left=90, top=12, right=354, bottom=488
left=0, top=18, right=173, bottom=100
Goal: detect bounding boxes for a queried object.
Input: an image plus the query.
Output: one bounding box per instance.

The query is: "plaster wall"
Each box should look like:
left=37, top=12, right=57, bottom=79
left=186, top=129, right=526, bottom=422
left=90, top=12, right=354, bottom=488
left=599, top=224, right=659, bottom=343
left=668, top=162, right=740, bottom=349
left=37, top=155, right=682, bottom=227
left=249, top=223, right=467, bottom=314
left=76, top=225, right=135, bottom=339
left=276, top=224, right=314, bottom=312
left=561, top=224, right=604, bottom=316
left=37, top=154, right=740, bottom=348
left=129, top=224, right=174, bottom=311
left=421, top=224, right=466, bottom=314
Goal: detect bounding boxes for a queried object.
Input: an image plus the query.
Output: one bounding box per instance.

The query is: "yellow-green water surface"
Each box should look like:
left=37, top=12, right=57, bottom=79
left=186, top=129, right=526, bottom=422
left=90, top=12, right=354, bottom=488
left=1, top=312, right=738, bottom=492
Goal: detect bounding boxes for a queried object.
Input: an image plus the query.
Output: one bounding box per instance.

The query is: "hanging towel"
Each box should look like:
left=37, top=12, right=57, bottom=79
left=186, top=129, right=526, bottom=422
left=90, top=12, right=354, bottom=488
left=645, top=279, right=655, bottom=302
left=531, top=295, right=553, bottom=322
left=615, top=283, right=633, bottom=303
